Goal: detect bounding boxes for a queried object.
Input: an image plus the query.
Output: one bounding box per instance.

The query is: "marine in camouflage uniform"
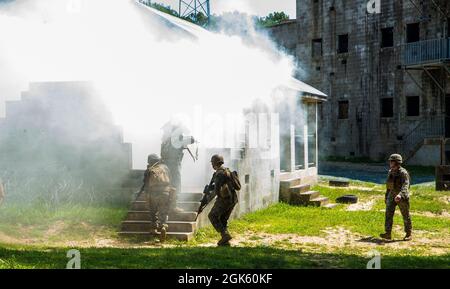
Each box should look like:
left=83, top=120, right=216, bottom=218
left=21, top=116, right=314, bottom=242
left=143, top=154, right=174, bottom=241
left=380, top=154, right=412, bottom=241
left=160, top=122, right=186, bottom=212
left=207, top=155, right=238, bottom=246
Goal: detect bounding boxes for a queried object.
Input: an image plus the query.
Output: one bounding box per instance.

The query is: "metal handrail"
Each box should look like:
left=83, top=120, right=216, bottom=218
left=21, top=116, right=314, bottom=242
left=403, top=37, right=450, bottom=66
left=401, top=116, right=445, bottom=157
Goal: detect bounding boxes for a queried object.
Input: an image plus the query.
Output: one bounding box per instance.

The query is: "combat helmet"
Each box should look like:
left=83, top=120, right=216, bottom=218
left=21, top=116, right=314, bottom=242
left=211, top=154, right=224, bottom=166
left=388, top=154, right=403, bottom=164
left=147, top=154, right=161, bottom=166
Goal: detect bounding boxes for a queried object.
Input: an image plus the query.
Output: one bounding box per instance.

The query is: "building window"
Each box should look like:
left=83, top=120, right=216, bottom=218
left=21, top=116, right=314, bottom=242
left=338, top=34, right=349, bottom=53
left=381, top=27, right=394, bottom=48
left=406, top=23, right=420, bottom=43
left=338, top=100, right=349, bottom=119
left=312, top=38, right=323, bottom=57
left=447, top=18, right=450, bottom=37
left=381, top=98, right=394, bottom=118
left=406, top=96, right=420, bottom=116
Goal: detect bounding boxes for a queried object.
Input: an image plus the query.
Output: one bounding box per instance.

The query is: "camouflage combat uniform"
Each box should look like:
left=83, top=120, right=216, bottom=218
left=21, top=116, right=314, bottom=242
left=161, top=135, right=184, bottom=209
left=208, top=166, right=238, bottom=236
left=144, top=162, right=173, bottom=232
left=385, top=167, right=412, bottom=235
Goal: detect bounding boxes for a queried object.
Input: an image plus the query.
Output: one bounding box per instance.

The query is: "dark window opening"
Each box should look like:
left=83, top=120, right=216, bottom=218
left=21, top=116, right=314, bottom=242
left=312, top=38, right=323, bottom=57
left=407, top=23, right=420, bottom=43
left=381, top=98, right=394, bottom=118
left=381, top=27, right=394, bottom=48
left=245, top=175, right=250, bottom=184
left=338, top=100, right=349, bottom=119
left=406, top=96, right=420, bottom=117
left=338, top=34, right=349, bottom=53
left=447, top=18, right=450, bottom=37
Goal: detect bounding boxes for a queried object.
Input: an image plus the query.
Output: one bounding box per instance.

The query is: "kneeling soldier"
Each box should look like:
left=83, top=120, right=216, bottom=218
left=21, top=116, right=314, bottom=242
left=380, top=154, right=412, bottom=241
left=144, top=154, right=174, bottom=242
left=208, top=155, right=238, bottom=246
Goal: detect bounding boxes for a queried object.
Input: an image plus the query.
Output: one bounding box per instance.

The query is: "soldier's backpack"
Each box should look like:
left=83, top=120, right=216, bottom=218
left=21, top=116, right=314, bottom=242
left=226, top=169, right=241, bottom=191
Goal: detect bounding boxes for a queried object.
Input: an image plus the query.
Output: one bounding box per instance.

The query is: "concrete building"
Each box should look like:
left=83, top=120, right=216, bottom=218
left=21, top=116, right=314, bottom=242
left=268, top=0, right=450, bottom=165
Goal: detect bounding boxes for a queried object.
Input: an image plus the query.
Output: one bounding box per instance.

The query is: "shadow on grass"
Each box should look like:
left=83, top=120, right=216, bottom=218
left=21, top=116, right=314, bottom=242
left=0, top=245, right=448, bottom=269
left=357, top=237, right=405, bottom=245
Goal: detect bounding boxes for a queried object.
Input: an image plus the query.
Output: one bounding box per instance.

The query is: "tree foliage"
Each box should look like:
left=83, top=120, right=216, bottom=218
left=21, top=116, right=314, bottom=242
left=255, top=11, right=290, bottom=28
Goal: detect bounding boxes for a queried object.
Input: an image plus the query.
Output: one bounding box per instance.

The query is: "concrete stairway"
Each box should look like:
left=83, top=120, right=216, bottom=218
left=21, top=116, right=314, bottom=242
left=119, top=191, right=203, bottom=241
left=280, top=178, right=336, bottom=208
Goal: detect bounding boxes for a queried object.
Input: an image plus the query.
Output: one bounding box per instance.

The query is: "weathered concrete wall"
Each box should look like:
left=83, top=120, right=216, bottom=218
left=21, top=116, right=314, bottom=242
left=0, top=81, right=133, bottom=204
left=268, top=0, right=450, bottom=163
left=407, top=144, right=441, bottom=166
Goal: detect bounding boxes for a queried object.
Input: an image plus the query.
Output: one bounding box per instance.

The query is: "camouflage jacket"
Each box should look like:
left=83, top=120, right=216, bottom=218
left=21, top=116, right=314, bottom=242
left=160, top=138, right=184, bottom=165
left=144, top=162, right=172, bottom=194
left=211, top=166, right=237, bottom=202
left=386, top=167, right=410, bottom=199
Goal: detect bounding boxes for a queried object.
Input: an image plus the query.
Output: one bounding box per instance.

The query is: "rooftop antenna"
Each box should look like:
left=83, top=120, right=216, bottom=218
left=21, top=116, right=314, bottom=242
left=179, top=0, right=210, bottom=24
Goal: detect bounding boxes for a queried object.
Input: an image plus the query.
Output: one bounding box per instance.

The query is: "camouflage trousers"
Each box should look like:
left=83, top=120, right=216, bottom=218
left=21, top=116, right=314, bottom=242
left=166, top=162, right=181, bottom=209
left=385, top=193, right=412, bottom=234
left=208, top=197, right=237, bottom=234
left=147, top=192, right=170, bottom=230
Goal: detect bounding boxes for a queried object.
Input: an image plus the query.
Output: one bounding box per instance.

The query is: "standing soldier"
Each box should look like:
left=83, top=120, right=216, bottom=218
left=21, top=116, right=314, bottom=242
left=144, top=154, right=173, bottom=241
left=161, top=121, right=195, bottom=213
left=208, top=154, right=239, bottom=247
left=380, top=154, right=412, bottom=241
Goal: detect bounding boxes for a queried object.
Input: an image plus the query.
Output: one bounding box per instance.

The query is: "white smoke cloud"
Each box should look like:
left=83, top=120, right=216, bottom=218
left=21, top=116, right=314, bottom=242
left=0, top=0, right=297, bottom=169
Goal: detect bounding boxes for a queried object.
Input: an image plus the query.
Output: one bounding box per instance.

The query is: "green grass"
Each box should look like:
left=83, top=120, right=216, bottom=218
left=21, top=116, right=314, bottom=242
left=193, top=203, right=450, bottom=240
left=0, top=180, right=449, bottom=269
left=0, top=244, right=448, bottom=269
left=0, top=203, right=127, bottom=241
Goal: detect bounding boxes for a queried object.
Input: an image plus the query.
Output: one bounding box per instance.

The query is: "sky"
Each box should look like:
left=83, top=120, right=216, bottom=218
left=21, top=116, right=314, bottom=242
left=161, top=0, right=296, bottom=18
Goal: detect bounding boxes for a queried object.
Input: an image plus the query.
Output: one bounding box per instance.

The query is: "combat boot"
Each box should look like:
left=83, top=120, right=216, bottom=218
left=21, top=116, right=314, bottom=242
left=217, top=230, right=232, bottom=246
left=379, top=232, right=392, bottom=240
left=159, top=225, right=168, bottom=242
left=171, top=207, right=185, bottom=214
left=403, top=232, right=412, bottom=241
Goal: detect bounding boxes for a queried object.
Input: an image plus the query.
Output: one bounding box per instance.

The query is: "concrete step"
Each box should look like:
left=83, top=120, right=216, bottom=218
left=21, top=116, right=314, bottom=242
left=178, top=193, right=203, bottom=202
left=309, top=197, right=330, bottom=207
left=121, top=220, right=196, bottom=233
left=131, top=201, right=147, bottom=211
left=126, top=210, right=198, bottom=222
left=289, top=184, right=311, bottom=194
left=135, top=193, right=147, bottom=202
left=178, top=201, right=201, bottom=212
left=118, top=231, right=194, bottom=241
left=170, top=211, right=198, bottom=222
left=280, top=178, right=301, bottom=190
left=290, top=190, right=320, bottom=205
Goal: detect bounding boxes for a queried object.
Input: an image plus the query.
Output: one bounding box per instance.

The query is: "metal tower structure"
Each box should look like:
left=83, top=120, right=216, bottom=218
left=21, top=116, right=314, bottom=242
left=179, top=0, right=210, bottom=24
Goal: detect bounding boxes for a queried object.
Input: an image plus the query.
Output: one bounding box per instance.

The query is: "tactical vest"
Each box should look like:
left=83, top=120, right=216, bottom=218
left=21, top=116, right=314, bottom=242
left=146, top=163, right=172, bottom=194
left=386, top=168, right=410, bottom=194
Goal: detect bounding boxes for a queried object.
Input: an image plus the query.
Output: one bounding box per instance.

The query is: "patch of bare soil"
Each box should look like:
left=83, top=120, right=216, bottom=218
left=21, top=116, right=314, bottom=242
left=225, top=227, right=450, bottom=255
left=346, top=199, right=376, bottom=211
left=324, top=184, right=383, bottom=193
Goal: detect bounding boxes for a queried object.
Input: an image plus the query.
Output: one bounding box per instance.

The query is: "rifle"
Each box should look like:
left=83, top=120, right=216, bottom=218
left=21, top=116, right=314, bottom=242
left=195, top=184, right=216, bottom=221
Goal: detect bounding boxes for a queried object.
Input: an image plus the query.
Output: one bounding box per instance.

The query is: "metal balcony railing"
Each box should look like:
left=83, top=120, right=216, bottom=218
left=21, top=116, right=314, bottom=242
left=403, top=38, right=450, bottom=66
left=401, top=116, right=445, bottom=161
